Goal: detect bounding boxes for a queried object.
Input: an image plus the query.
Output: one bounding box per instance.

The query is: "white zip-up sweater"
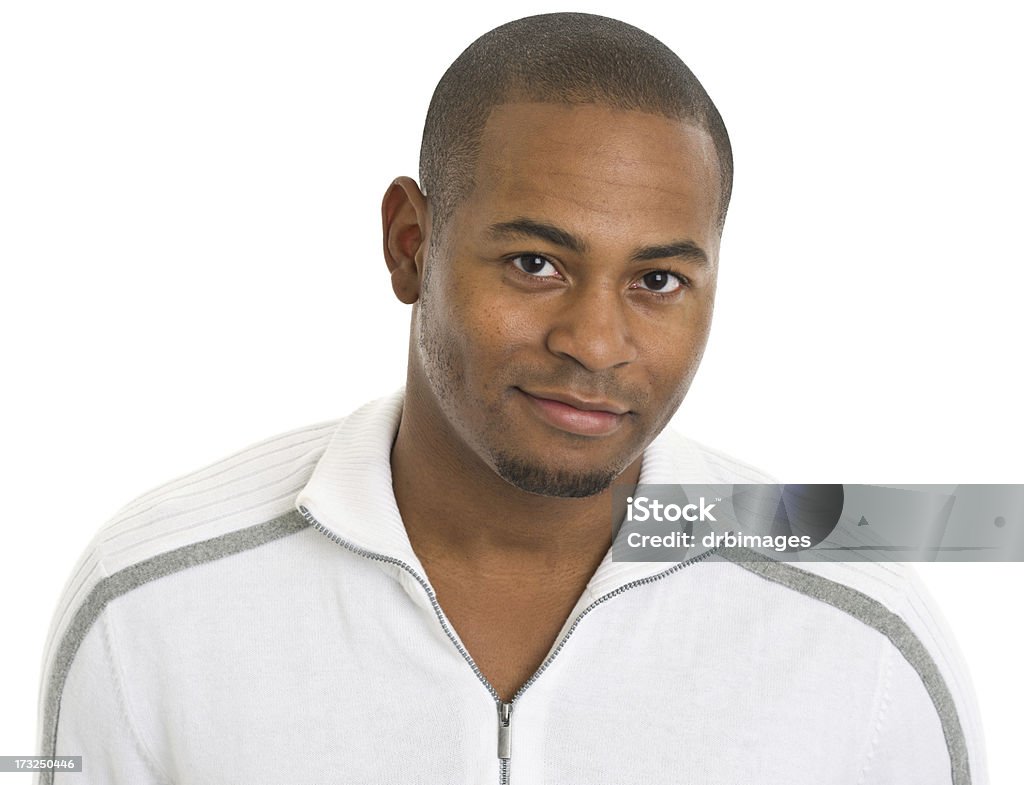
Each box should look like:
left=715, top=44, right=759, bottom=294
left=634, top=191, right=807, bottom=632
left=36, top=389, right=987, bottom=784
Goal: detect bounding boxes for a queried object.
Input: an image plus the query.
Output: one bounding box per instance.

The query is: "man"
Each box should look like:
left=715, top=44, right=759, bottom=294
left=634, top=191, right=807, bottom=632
left=36, top=13, right=985, bottom=784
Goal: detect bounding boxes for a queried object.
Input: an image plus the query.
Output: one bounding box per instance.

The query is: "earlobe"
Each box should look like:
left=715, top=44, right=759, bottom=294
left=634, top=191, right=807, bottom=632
left=381, top=176, right=430, bottom=305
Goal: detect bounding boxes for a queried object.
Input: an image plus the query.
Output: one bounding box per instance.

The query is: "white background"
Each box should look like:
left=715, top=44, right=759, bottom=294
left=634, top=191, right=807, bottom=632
left=1, top=0, right=1020, bottom=781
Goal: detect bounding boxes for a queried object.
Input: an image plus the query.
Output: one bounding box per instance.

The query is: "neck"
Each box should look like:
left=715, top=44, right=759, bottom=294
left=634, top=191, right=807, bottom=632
left=391, top=380, right=641, bottom=579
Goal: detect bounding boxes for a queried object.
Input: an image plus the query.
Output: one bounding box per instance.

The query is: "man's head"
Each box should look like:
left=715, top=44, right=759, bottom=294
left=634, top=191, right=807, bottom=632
left=383, top=13, right=728, bottom=499
left=420, top=13, right=733, bottom=237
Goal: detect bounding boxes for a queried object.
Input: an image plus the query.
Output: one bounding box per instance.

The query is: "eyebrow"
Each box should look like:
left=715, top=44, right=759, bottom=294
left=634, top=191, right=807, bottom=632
left=629, top=240, right=709, bottom=268
left=488, top=218, right=588, bottom=255
left=487, top=217, right=710, bottom=269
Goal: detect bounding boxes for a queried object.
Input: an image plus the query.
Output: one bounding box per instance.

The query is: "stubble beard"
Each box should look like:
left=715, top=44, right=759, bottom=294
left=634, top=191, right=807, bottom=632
left=490, top=450, right=623, bottom=498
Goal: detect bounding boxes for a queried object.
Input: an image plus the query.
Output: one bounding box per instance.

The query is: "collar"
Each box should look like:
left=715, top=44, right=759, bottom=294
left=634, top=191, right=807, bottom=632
left=294, top=388, right=716, bottom=601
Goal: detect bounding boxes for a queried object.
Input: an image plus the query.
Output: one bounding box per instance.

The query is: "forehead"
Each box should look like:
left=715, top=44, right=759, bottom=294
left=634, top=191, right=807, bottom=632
left=465, top=101, right=721, bottom=250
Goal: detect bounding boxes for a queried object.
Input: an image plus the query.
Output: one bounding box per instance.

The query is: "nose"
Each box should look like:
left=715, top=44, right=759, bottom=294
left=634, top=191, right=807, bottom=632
left=545, top=283, right=639, bottom=372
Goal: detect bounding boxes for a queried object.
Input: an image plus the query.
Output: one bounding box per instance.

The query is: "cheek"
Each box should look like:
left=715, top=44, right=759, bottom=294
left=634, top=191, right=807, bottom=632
left=454, top=279, right=541, bottom=359
left=638, top=303, right=713, bottom=390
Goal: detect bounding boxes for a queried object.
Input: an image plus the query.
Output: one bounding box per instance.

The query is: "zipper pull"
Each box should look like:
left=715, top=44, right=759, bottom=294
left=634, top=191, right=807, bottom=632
left=497, top=701, right=513, bottom=759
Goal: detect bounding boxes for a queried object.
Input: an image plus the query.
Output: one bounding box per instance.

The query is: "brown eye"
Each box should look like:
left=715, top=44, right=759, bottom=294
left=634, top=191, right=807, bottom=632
left=511, top=255, right=558, bottom=277
left=635, top=271, right=685, bottom=293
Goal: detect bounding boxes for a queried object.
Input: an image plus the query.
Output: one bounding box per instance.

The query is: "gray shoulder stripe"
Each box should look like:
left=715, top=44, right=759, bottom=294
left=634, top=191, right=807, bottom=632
left=717, top=547, right=970, bottom=785
left=39, top=509, right=309, bottom=775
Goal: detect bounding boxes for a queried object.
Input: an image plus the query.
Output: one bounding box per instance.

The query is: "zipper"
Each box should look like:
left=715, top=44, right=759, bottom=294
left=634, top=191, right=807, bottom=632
left=298, top=503, right=716, bottom=784
left=498, top=701, right=512, bottom=785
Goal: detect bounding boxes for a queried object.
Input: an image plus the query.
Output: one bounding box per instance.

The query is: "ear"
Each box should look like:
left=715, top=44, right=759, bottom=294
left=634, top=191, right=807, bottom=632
left=381, top=176, right=430, bottom=305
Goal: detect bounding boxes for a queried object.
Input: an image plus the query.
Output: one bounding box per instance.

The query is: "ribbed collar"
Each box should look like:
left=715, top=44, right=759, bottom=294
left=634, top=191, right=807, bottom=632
left=295, top=388, right=714, bottom=600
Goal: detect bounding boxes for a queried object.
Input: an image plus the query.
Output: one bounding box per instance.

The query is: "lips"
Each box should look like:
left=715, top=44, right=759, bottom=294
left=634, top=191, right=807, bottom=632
left=517, top=388, right=631, bottom=436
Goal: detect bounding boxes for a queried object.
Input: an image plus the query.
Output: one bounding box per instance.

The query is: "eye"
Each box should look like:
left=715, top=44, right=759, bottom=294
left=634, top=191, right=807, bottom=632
left=631, top=270, right=688, bottom=294
left=511, top=254, right=560, bottom=278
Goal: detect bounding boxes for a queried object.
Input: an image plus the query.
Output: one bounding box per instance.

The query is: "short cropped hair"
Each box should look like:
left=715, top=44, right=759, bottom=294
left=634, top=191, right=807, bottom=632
left=419, top=12, right=733, bottom=235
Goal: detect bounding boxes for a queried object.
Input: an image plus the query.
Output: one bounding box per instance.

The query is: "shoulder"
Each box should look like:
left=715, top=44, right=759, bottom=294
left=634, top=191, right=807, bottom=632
left=717, top=553, right=987, bottom=783
left=651, top=425, right=986, bottom=781
left=48, top=412, right=342, bottom=611
left=86, top=415, right=338, bottom=575
left=37, top=414, right=342, bottom=738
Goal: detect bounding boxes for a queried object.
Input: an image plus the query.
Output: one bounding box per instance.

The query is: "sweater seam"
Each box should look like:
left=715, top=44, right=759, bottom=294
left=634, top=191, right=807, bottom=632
left=856, top=637, right=896, bottom=785
left=100, top=604, right=174, bottom=785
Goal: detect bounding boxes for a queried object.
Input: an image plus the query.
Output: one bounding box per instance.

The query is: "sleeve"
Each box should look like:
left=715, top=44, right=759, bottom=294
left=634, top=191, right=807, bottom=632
left=857, top=567, right=988, bottom=785
left=36, top=610, right=170, bottom=785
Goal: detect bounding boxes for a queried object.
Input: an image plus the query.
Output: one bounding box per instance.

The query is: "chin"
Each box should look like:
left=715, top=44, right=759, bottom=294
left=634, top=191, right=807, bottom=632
left=490, top=451, right=624, bottom=498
